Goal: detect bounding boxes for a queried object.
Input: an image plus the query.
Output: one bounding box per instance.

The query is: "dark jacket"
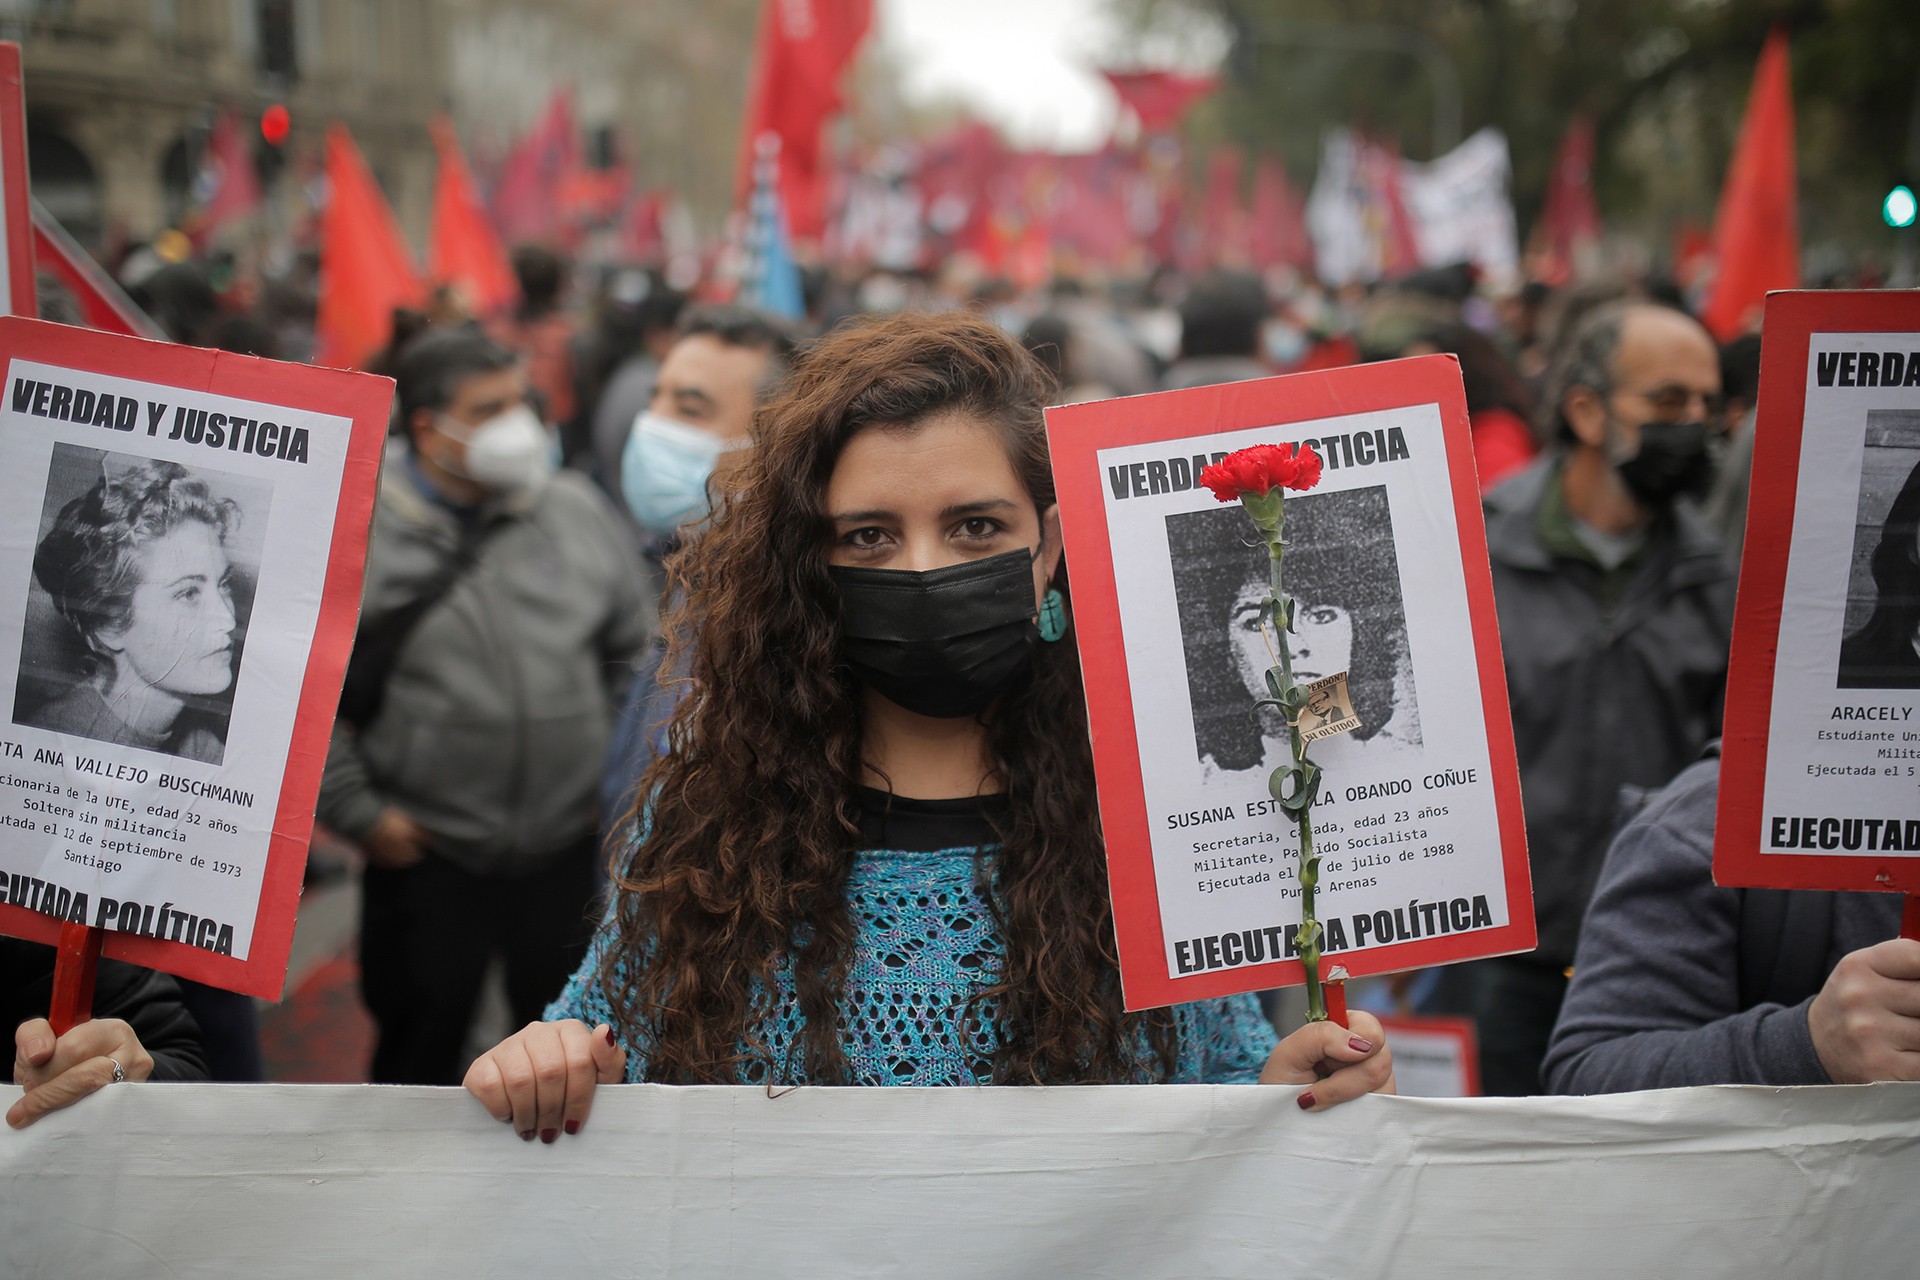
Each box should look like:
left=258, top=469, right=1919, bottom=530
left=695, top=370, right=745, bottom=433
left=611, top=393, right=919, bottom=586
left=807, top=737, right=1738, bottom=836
left=2, top=936, right=208, bottom=1081
left=1544, top=757, right=1904, bottom=1092
left=1484, top=457, right=1735, bottom=969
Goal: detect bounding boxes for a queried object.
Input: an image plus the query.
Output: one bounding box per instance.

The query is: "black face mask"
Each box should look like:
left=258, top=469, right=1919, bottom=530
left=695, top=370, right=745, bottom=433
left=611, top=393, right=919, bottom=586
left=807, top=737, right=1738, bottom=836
left=830, top=548, right=1040, bottom=719
left=1616, top=420, right=1715, bottom=507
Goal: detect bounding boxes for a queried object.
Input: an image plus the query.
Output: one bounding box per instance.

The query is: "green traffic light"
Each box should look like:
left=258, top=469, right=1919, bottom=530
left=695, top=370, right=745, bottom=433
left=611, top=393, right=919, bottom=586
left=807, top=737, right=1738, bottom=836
left=1886, top=185, right=1918, bottom=229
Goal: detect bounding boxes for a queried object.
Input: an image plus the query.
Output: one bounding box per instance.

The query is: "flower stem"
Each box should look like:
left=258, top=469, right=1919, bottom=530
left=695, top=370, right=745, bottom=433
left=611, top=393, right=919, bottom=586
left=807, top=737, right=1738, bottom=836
left=1256, top=495, right=1327, bottom=1023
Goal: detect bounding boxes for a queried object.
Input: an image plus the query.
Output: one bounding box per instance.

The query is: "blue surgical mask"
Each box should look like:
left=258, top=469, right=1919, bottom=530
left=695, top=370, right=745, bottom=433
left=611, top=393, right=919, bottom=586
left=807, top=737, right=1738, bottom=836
left=621, top=411, right=740, bottom=536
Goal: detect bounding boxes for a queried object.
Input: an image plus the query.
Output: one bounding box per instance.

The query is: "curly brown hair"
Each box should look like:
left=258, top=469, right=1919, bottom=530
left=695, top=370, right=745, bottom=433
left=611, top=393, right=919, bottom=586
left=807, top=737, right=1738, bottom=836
left=601, top=309, right=1177, bottom=1085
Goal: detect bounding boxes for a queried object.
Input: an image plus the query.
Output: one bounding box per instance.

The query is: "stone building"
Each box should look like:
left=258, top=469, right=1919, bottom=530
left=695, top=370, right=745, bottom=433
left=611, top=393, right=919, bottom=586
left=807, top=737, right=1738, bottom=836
left=9, top=0, right=758, bottom=257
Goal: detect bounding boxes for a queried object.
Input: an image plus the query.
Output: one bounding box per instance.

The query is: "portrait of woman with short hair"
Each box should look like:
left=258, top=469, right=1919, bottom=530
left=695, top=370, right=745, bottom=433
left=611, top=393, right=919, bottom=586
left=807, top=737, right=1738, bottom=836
left=14, top=450, right=255, bottom=763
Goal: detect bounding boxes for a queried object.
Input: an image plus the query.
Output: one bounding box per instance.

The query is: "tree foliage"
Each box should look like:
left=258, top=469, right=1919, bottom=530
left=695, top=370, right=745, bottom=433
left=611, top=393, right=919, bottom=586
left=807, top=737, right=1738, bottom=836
left=1112, top=0, right=1920, bottom=260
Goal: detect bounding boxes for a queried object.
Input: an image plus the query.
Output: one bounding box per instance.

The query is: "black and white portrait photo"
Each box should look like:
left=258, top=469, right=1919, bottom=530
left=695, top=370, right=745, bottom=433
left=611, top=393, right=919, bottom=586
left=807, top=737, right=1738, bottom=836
left=11, top=444, right=271, bottom=764
left=1838, top=409, right=1920, bottom=689
left=1168, top=485, right=1421, bottom=776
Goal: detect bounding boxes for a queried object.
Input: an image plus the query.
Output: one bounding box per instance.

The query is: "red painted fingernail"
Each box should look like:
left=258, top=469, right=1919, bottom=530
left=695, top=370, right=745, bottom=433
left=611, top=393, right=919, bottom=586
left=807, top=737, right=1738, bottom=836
left=603, top=1027, right=617, bottom=1048
left=1348, top=1036, right=1373, bottom=1053
left=517, top=1129, right=533, bottom=1142
left=540, top=1129, right=558, bottom=1144
left=564, top=1120, right=580, bottom=1136
left=1297, top=1091, right=1316, bottom=1111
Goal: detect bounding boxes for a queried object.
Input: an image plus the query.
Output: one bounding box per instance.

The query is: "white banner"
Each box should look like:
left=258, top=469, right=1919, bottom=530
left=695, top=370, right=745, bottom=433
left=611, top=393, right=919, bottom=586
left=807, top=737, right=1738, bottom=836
left=4, top=1082, right=1915, bottom=1276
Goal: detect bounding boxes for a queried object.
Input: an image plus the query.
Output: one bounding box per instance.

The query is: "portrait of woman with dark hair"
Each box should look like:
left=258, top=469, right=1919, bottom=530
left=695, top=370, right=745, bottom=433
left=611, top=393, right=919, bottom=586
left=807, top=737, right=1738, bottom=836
left=1839, top=454, right=1920, bottom=689
left=15, top=455, right=245, bottom=762
left=1169, top=486, right=1420, bottom=776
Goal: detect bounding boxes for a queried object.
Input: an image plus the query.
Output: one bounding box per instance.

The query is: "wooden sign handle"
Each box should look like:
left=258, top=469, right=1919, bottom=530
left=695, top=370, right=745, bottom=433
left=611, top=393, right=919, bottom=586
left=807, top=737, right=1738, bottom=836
left=48, top=921, right=102, bottom=1035
left=1323, top=977, right=1349, bottom=1029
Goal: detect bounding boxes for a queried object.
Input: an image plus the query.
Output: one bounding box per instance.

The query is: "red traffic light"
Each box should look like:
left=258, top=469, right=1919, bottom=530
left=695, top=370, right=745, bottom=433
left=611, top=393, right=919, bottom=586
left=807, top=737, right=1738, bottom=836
left=260, top=104, right=290, bottom=146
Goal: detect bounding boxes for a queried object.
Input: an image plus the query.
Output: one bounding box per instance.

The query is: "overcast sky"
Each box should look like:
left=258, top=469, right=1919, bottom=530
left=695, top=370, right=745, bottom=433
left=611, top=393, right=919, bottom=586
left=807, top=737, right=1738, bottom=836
left=875, top=0, right=1129, bottom=152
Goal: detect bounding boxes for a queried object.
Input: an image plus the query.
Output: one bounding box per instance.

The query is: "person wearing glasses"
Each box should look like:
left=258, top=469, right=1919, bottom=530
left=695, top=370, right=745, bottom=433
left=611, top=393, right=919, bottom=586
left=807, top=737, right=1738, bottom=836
left=1439, top=300, right=1735, bottom=1095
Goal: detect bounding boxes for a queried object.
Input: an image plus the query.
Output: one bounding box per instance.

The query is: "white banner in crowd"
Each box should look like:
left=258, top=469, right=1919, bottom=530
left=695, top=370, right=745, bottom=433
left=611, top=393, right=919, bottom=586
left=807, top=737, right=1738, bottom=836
left=1306, top=127, right=1521, bottom=290
left=4, top=1082, right=1915, bottom=1277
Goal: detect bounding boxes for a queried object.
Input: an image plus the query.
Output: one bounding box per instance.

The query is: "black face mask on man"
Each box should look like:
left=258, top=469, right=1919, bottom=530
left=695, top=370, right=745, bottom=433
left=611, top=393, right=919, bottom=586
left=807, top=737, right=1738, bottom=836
left=1614, top=419, right=1715, bottom=507
left=830, top=548, right=1041, bottom=719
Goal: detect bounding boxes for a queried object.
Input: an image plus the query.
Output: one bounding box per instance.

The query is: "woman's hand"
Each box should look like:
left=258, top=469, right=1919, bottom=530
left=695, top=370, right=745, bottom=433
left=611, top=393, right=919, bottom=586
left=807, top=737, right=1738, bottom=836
left=1258, top=1010, right=1394, bottom=1110
left=463, top=1019, right=627, bottom=1142
left=8, top=1016, right=154, bottom=1130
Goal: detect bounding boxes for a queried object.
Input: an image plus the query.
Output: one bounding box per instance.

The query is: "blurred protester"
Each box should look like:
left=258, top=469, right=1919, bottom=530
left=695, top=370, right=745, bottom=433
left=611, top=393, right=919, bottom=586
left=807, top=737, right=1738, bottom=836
left=1545, top=753, right=1913, bottom=1092
left=1400, top=322, right=1540, bottom=491
left=582, top=272, right=688, bottom=510
left=1464, top=300, right=1734, bottom=1094
left=1702, top=333, right=1764, bottom=562
left=492, top=245, right=578, bottom=432
left=6, top=935, right=207, bottom=1129
left=126, top=261, right=219, bottom=346
left=598, top=306, right=796, bottom=831
left=1020, top=313, right=1113, bottom=404
left=1162, top=271, right=1269, bottom=391
left=317, top=328, right=650, bottom=1085
left=1497, top=280, right=1556, bottom=386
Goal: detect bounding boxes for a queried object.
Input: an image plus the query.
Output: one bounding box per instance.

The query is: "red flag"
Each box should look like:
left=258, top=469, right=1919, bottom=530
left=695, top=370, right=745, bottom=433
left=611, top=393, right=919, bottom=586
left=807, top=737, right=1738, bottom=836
left=190, top=109, right=261, bottom=247
left=738, top=0, right=874, bottom=244
left=491, top=91, right=580, bottom=246
left=429, top=117, right=518, bottom=316
left=1250, top=156, right=1310, bottom=273
left=31, top=199, right=164, bottom=338
left=1701, top=28, right=1798, bottom=341
left=1100, top=70, right=1218, bottom=134
left=1528, top=115, right=1603, bottom=286
left=317, top=125, right=423, bottom=370
left=1202, top=146, right=1246, bottom=266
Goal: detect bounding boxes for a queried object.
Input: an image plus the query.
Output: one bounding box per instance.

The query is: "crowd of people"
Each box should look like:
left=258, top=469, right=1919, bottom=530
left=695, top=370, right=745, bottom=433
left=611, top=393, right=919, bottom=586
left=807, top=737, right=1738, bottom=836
left=8, top=233, right=1920, bottom=1134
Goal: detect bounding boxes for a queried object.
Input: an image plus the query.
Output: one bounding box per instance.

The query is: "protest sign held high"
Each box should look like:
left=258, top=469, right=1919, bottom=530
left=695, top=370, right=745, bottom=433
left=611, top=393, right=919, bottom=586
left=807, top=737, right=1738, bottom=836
left=0, top=317, right=388, bottom=999
left=1719, top=290, right=1920, bottom=909
left=1046, top=356, right=1532, bottom=1010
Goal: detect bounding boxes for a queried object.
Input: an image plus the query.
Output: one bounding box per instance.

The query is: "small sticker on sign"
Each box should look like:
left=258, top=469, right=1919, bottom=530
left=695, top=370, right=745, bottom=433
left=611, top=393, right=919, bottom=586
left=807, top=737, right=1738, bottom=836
left=1297, top=672, right=1362, bottom=743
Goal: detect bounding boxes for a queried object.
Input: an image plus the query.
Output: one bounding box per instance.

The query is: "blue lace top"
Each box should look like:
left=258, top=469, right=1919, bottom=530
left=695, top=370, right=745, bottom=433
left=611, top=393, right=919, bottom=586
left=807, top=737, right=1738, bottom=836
left=546, top=839, right=1280, bottom=1086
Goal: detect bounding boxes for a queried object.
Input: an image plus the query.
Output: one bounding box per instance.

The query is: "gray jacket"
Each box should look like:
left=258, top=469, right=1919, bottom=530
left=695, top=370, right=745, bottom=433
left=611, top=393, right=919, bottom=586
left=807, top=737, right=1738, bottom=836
left=1545, top=757, right=1904, bottom=1091
left=317, top=459, right=652, bottom=874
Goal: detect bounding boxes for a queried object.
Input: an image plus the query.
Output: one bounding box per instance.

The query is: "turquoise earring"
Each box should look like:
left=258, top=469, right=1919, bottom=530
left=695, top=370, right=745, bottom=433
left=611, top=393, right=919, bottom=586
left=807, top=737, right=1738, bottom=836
left=1038, top=587, right=1068, bottom=642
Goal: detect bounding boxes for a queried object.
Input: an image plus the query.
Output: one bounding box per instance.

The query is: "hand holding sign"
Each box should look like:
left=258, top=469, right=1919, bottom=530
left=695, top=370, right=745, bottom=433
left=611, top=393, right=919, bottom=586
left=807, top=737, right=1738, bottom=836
left=1808, top=936, right=1920, bottom=1083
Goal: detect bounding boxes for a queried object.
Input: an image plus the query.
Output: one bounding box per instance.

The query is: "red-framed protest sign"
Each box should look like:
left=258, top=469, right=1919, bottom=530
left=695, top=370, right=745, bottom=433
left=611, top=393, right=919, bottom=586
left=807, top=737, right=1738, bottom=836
left=0, top=317, right=389, bottom=1001
left=1718, top=290, right=1920, bottom=930
left=1372, top=1014, right=1480, bottom=1097
left=1046, top=355, right=1532, bottom=1010
left=0, top=44, right=36, bottom=317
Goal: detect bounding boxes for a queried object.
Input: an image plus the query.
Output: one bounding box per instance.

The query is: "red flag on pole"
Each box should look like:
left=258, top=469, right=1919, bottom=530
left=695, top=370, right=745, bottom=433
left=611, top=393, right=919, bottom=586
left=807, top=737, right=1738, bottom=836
left=1100, top=70, right=1218, bottom=134
left=31, top=198, right=164, bottom=338
left=429, top=117, right=518, bottom=317
left=1250, top=155, right=1310, bottom=273
left=1528, top=115, right=1603, bottom=286
left=1701, top=28, right=1798, bottom=341
left=737, top=0, right=874, bottom=245
left=316, top=124, right=423, bottom=369
left=491, top=90, right=580, bottom=246
left=189, top=109, right=262, bottom=248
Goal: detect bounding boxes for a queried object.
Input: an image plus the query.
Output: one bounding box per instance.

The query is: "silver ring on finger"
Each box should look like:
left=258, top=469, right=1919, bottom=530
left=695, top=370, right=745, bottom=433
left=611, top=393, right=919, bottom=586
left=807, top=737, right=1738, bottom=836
left=107, top=1057, right=125, bottom=1084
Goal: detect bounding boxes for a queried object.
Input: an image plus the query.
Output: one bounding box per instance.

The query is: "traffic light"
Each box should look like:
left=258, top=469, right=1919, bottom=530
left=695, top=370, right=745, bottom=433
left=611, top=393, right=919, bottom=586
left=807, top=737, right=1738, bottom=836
left=255, top=104, right=290, bottom=187
left=1884, top=183, right=1917, bottom=229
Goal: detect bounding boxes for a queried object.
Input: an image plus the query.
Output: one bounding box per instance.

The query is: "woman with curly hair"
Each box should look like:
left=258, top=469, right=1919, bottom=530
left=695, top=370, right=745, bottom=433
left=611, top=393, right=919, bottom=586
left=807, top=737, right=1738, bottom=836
left=464, top=311, right=1394, bottom=1141
left=22, top=458, right=241, bottom=763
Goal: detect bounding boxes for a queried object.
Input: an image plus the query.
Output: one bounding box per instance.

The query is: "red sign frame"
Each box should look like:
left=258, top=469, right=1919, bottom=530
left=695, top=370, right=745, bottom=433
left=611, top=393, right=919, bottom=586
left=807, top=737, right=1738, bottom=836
left=1718, top=289, right=1920, bottom=893
left=1046, top=356, right=1532, bottom=1010
left=0, top=317, right=389, bottom=997
left=0, top=43, right=36, bottom=317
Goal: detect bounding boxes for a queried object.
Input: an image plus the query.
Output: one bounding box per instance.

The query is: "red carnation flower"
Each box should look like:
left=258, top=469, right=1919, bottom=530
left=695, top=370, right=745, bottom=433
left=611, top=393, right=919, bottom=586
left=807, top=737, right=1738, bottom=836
left=1199, top=442, right=1324, bottom=502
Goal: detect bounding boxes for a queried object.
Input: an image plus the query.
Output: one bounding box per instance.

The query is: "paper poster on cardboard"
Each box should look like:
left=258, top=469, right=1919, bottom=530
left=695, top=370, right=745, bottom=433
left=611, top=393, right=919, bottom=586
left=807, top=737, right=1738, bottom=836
left=1719, top=290, right=1920, bottom=893
left=0, top=317, right=388, bottom=996
left=1046, top=355, right=1532, bottom=1010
